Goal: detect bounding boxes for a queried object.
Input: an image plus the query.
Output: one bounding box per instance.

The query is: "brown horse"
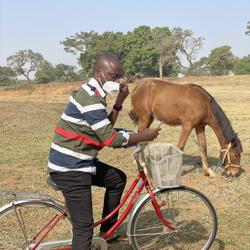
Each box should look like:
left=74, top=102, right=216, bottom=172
left=129, top=78, right=243, bottom=177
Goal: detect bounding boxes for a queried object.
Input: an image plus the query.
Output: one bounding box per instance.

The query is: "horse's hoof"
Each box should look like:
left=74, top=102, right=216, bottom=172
left=222, top=171, right=230, bottom=177
left=235, top=172, right=240, bottom=177
left=206, top=168, right=216, bottom=177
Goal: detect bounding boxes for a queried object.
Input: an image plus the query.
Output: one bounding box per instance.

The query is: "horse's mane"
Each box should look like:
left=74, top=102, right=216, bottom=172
left=210, top=98, right=243, bottom=152
left=191, top=84, right=243, bottom=153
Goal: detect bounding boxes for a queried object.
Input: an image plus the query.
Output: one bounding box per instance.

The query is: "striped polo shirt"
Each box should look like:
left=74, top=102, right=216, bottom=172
left=48, top=78, right=129, bottom=174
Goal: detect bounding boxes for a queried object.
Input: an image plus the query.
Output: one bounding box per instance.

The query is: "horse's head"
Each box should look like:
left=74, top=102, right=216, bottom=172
left=220, top=137, right=243, bottom=177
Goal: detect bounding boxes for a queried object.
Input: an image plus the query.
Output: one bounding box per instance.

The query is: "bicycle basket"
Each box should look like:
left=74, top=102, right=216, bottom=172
left=143, top=143, right=183, bottom=188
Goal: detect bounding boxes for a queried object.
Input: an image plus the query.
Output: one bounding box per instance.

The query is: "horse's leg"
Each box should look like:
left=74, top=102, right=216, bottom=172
left=195, top=126, right=216, bottom=177
left=177, top=124, right=193, bottom=151
left=136, top=114, right=154, bottom=167
left=138, top=114, right=154, bottom=132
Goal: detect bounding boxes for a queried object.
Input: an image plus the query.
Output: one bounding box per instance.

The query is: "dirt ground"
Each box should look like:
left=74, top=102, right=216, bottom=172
left=0, top=75, right=249, bottom=249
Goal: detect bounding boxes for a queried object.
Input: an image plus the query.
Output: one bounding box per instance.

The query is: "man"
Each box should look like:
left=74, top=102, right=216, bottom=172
left=48, top=53, right=160, bottom=250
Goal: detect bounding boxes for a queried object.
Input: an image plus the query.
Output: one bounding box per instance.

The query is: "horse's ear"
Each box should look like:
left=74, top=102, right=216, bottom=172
left=232, top=133, right=243, bottom=153
left=230, top=137, right=237, bottom=146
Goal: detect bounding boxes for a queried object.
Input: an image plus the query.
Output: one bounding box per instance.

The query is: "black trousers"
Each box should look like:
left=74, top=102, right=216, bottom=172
left=50, top=161, right=127, bottom=250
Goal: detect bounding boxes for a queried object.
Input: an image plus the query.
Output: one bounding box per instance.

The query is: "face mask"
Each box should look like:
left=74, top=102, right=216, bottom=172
left=102, top=81, right=120, bottom=95
left=100, top=70, right=120, bottom=95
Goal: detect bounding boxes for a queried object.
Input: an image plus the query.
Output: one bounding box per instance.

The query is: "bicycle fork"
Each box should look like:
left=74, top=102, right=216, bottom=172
left=145, top=182, right=177, bottom=232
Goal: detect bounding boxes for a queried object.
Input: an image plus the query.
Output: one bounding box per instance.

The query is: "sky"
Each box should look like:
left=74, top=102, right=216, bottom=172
left=0, top=0, right=249, bottom=68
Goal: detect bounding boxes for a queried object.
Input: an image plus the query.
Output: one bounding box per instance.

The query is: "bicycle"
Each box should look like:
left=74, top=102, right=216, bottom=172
left=0, top=141, right=218, bottom=250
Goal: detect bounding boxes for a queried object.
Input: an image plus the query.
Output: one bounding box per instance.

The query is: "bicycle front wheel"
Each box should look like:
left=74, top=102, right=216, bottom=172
left=129, top=186, right=217, bottom=250
left=0, top=199, right=72, bottom=250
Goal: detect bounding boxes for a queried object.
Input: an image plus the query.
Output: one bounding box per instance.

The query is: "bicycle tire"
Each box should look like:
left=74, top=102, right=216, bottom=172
left=129, top=186, right=217, bottom=250
left=0, top=199, right=72, bottom=250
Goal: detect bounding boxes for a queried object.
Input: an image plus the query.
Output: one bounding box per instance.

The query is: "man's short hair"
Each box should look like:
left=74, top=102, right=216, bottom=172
left=94, top=53, right=120, bottom=71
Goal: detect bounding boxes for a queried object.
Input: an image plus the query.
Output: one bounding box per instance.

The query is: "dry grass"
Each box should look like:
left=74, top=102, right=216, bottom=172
left=0, top=75, right=250, bottom=249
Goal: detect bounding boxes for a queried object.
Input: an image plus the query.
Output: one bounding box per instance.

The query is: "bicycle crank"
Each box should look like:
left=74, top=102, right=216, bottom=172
left=91, top=237, right=108, bottom=250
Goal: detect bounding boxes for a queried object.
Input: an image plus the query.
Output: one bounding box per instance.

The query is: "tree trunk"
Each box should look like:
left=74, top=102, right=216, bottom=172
left=159, top=55, right=163, bottom=79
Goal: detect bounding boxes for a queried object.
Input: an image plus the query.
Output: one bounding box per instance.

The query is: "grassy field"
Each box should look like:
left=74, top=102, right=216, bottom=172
left=0, top=75, right=249, bottom=249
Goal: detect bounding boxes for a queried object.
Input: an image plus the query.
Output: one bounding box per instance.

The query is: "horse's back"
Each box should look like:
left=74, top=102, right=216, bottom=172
left=130, top=78, right=212, bottom=126
left=131, top=78, right=210, bottom=105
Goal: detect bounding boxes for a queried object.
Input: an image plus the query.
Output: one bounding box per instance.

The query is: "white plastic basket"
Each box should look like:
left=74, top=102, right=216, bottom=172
left=143, top=143, right=183, bottom=188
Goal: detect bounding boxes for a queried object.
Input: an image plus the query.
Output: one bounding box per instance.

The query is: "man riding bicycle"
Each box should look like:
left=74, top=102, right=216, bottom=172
left=48, top=53, right=161, bottom=250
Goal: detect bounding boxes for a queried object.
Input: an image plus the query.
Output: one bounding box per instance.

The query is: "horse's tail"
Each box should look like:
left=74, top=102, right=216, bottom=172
left=128, top=109, right=139, bottom=124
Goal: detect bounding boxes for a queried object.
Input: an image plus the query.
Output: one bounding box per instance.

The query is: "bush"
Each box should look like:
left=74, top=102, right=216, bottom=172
left=234, top=55, right=250, bottom=75
left=0, top=66, right=16, bottom=86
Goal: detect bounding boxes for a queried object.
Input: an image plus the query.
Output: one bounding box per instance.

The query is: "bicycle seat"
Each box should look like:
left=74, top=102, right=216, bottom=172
left=47, top=176, right=60, bottom=191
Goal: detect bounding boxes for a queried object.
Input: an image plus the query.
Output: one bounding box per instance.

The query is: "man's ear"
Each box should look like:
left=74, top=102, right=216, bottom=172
left=95, top=66, right=101, bottom=75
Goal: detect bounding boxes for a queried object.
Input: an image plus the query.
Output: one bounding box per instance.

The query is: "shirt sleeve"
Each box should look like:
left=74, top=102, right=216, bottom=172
left=83, top=103, right=129, bottom=147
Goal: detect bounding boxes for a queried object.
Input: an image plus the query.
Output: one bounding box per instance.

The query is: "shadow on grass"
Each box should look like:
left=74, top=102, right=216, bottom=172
left=109, top=238, right=226, bottom=250
left=108, top=207, right=222, bottom=250
left=182, top=154, right=223, bottom=175
left=212, top=238, right=226, bottom=250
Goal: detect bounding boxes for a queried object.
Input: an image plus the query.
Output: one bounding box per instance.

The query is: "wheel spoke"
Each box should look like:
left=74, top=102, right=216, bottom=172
left=0, top=200, right=72, bottom=249
left=129, top=186, right=217, bottom=250
left=14, top=206, right=29, bottom=245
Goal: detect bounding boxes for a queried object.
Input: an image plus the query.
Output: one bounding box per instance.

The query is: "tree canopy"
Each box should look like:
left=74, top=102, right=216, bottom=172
left=0, top=66, right=16, bottom=85
left=2, top=25, right=250, bottom=85
left=35, top=62, right=82, bottom=83
left=172, top=28, right=204, bottom=70
left=151, top=27, right=177, bottom=78
left=7, top=49, right=45, bottom=81
left=234, top=55, right=250, bottom=75
left=61, top=26, right=201, bottom=78
left=207, top=45, right=235, bottom=76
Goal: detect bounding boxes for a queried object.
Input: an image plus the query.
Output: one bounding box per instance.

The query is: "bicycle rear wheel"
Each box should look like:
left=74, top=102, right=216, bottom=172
left=0, top=199, right=72, bottom=250
left=129, top=186, right=217, bottom=250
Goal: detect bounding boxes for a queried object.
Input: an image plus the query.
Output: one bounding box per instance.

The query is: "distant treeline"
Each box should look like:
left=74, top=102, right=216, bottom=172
left=1, top=25, right=250, bottom=86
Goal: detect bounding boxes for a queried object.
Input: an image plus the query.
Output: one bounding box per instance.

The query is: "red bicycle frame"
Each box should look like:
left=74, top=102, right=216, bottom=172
left=32, top=169, right=176, bottom=250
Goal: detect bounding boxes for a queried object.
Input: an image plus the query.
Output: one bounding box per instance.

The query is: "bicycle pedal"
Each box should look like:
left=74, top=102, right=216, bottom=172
left=91, top=236, right=108, bottom=250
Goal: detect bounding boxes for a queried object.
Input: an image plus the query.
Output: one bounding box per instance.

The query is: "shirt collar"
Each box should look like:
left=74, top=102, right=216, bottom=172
left=87, top=78, right=106, bottom=98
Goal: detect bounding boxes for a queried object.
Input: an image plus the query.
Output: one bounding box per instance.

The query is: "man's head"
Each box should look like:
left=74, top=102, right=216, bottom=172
left=94, top=53, right=123, bottom=85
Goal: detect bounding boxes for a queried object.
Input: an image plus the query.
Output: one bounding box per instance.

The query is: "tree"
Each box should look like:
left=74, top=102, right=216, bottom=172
left=246, top=21, right=250, bottom=35
left=151, top=27, right=177, bottom=78
left=234, top=55, right=250, bottom=75
left=0, top=66, right=16, bottom=85
left=207, top=45, right=235, bottom=76
left=62, top=31, right=123, bottom=77
left=35, top=61, right=56, bottom=83
left=61, top=31, right=98, bottom=55
left=54, top=64, right=80, bottom=82
left=79, top=32, right=124, bottom=77
left=121, top=26, right=158, bottom=77
left=163, top=63, right=180, bottom=77
left=63, top=26, right=159, bottom=78
left=7, top=49, right=45, bottom=81
left=35, top=63, right=83, bottom=83
left=186, top=57, right=210, bottom=76
left=172, top=27, right=204, bottom=70
left=61, top=26, right=186, bottom=78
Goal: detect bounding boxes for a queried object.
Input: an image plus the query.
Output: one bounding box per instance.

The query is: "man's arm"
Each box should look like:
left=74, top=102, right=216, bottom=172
left=127, top=127, right=161, bottom=145
left=108, top=108, right=120, bottom=126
